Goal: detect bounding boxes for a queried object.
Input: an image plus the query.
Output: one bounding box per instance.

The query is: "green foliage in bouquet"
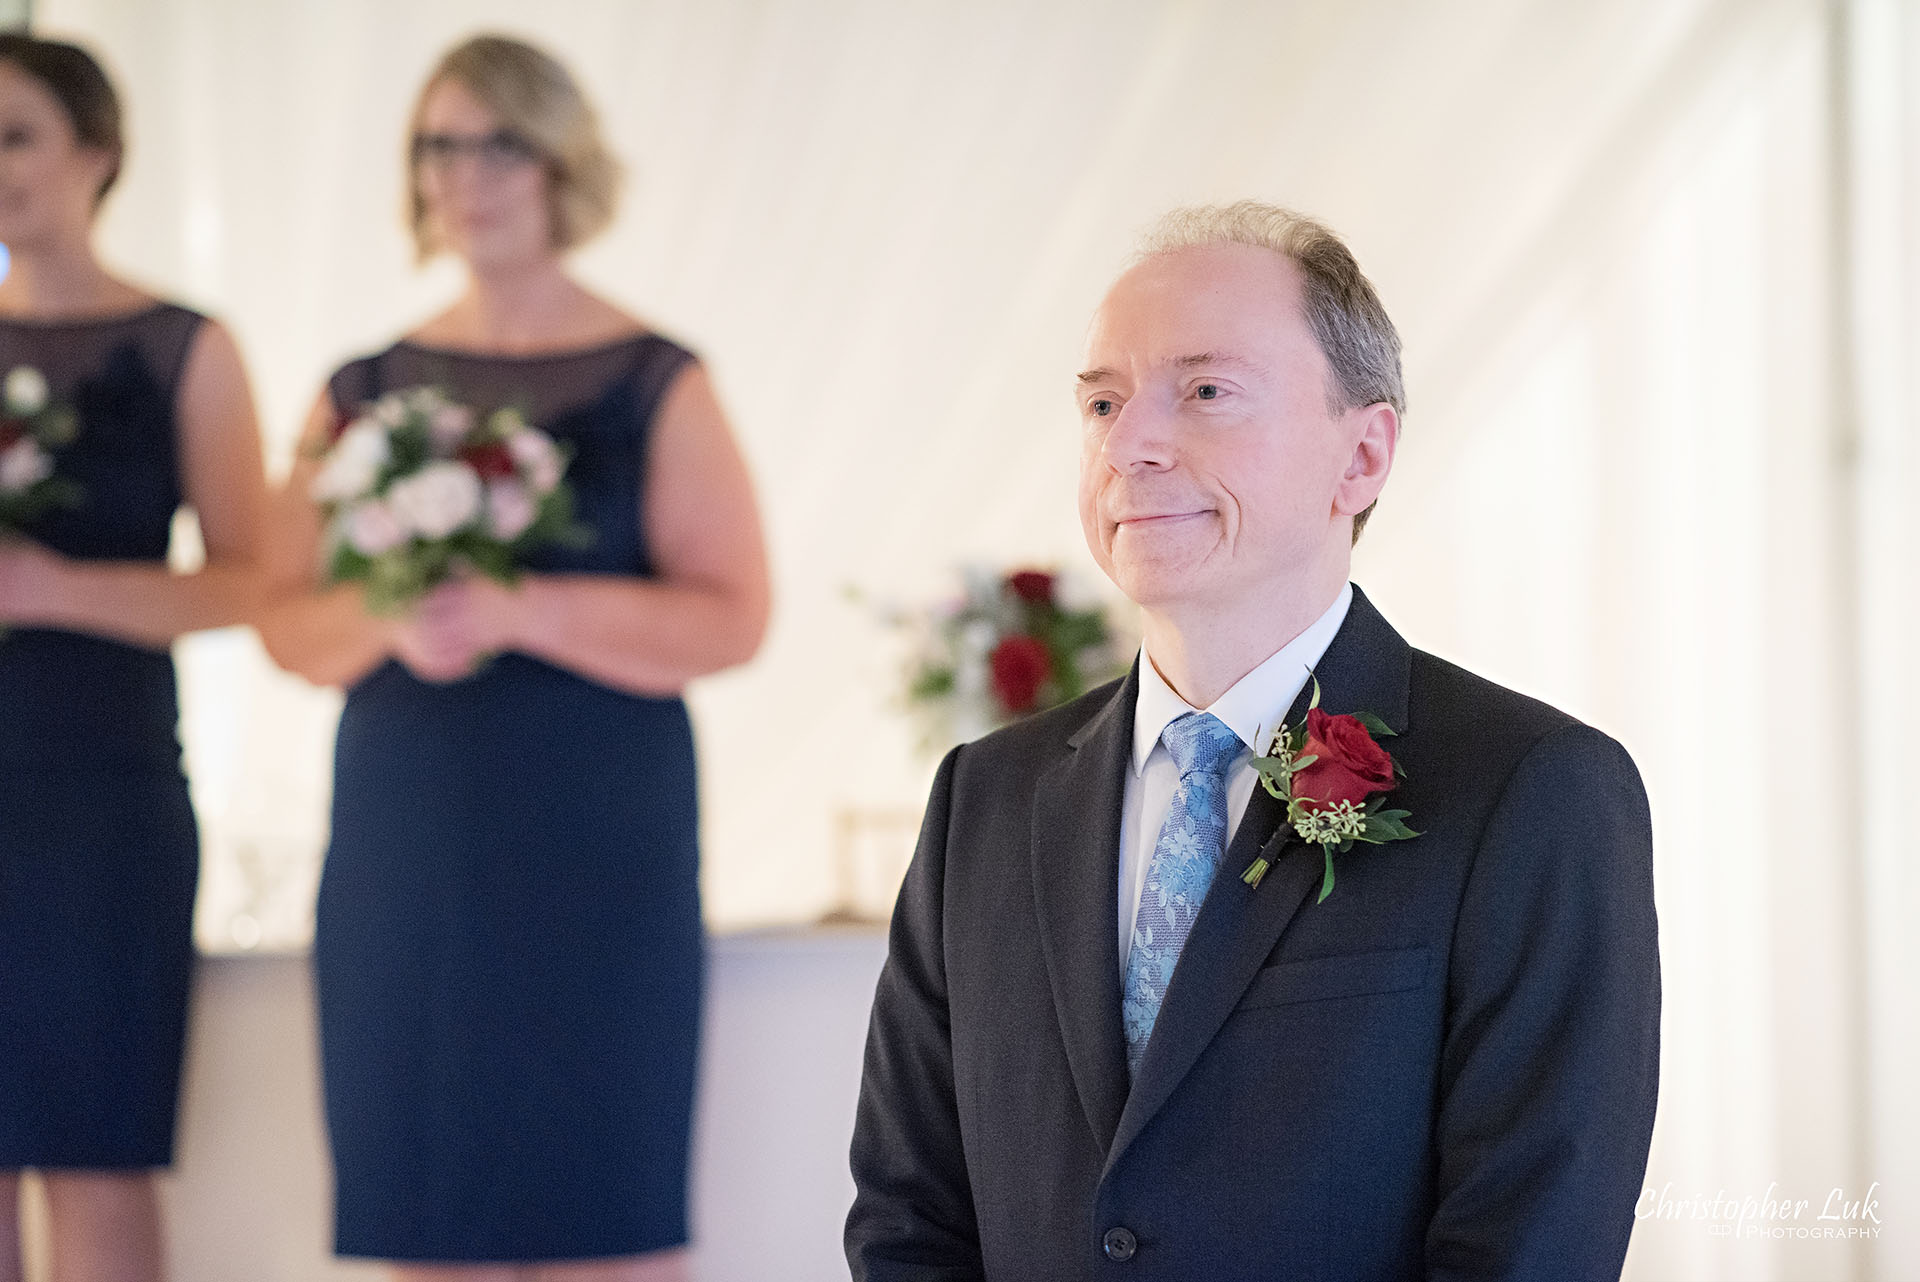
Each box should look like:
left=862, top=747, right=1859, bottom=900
left=327, top=481, right=590, bottom=616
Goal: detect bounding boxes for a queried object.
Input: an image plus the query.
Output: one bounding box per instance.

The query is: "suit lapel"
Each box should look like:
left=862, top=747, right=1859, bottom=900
left=1031, top=665, right=1138, bottom=1154
left=1106, top=585, right=1414, bottom=1169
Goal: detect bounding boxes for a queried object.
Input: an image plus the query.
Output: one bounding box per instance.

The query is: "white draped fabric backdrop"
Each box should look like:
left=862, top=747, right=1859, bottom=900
left=20, top=0, right=1918, bottom=1277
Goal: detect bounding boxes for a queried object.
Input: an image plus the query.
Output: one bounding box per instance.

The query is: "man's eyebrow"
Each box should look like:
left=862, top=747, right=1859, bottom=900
left=1175, top=351, right=1261, bottom=373
left=1077, top=353, right=1263, bottom=384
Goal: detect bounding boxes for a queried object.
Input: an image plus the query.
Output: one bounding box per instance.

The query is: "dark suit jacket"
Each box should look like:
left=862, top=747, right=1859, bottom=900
left=847, top=586, right=1660, bottom=1281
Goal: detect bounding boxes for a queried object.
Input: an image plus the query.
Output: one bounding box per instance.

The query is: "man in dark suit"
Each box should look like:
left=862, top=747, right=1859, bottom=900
left=847, top=202, right=1660, bottom=1281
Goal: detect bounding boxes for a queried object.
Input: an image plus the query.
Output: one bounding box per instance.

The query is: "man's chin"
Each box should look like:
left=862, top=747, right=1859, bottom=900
left=1105, top=560, right=1215, bottom=613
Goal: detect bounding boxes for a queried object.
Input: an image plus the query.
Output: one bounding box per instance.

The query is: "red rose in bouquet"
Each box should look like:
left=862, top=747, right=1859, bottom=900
left=462, top=442, right=517, bottom=480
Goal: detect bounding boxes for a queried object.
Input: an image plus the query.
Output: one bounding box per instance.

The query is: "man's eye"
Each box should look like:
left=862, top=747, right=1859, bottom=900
left=1195, top=384, right=1221, bottom=400
left=1089, top=399, right=1116, bottom=417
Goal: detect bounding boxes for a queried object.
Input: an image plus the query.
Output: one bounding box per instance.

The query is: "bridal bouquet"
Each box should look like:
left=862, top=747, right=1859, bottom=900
left=0, top=365, right=81, bottom=528
left=882, top=565, right=1128, bottom=745
left=312, top=385, right=587, bottom=613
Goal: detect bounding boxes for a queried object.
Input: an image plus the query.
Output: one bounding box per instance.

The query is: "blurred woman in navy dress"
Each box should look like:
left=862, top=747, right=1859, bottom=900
left=0, top=32, right=267, bottom=1282
left=259, top=35, right=768, bottom=1281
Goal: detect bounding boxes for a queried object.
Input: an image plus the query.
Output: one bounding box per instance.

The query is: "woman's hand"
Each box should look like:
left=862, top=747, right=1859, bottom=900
left=390, top=576, right=528, bottom=683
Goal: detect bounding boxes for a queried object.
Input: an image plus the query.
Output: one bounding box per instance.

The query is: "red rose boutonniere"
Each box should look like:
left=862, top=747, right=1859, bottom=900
left=1241, top=676, right=1420, bottom=902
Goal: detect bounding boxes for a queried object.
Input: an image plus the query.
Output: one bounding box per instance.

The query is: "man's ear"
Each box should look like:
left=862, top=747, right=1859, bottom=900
left=1333, top=402, right=1398, bottom=520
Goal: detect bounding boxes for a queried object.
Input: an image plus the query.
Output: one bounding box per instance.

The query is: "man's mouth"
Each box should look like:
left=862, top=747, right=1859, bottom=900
left=1114, top=511, right=1209, bottom=528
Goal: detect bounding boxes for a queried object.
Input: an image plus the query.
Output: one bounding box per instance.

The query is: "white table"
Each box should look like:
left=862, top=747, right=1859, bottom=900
left=21, top=927, right=889, bottom=1282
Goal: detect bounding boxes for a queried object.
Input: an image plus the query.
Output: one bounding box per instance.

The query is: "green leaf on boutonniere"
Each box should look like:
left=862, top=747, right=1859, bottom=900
left=1250, top=758, right=1293, bottom=803
left=1317, top=845, right=1337, bottom=903
left=1354, top=710, right=1396, bottom=737
left=1360, top=813, right=1419, bottom=843
left=1250, top=756, right=1290, bottom=782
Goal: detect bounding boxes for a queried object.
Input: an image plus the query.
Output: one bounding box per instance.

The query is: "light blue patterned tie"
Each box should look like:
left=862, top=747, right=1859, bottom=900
left=1122, top=710, right=1243, bottom=1075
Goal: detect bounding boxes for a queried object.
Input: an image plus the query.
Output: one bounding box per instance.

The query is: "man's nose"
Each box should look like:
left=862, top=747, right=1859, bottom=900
left=1101, top=395, right=1176, bottom=473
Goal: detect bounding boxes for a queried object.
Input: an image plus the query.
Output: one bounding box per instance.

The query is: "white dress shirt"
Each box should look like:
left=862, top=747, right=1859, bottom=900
left=1117, top=582, right=1353, bottom=973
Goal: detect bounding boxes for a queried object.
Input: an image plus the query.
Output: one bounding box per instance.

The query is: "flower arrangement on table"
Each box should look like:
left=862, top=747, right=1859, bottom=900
left=0, top=365, right=80, bottom=529
left=883, top=565, right=1130, bottom=747
left=311, top=385, right=589, bottom=614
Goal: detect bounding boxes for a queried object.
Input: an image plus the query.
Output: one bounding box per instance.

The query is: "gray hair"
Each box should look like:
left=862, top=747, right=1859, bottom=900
left=1138, top=201, right=1404, bottom=540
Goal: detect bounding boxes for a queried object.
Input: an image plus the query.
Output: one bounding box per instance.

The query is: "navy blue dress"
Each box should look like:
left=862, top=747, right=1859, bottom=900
left=315, top=334, right=704, bottom=1261
left=0, top=302, right=203, bottom=1169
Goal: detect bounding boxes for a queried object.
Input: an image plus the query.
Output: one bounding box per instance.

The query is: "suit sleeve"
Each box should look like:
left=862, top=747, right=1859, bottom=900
left=1426, top=723, right=1661, bottom=1281
left=846, top=745, right=984, bottom=1281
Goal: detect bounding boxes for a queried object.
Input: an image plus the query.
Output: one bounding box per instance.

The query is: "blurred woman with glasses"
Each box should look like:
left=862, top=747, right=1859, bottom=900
left=259, top=33, right=768, bottom=1282
left=0, top=31, right=268, bottom=1282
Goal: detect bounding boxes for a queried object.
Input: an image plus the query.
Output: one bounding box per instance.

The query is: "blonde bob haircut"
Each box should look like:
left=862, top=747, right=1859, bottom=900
left=406, top=34, right=622, bottom=260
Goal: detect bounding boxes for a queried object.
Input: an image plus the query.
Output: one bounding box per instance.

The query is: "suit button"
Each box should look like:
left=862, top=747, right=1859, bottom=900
left=1102, top=1227, right=1137, bottom=1262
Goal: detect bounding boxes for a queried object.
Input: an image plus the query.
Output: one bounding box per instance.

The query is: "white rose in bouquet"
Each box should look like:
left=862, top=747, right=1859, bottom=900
left=4, top=366, right=49, bottom=417
left=387, top=460, right=482, bottom=539
left=429, top=403, right=475, bottom=449
left=343, top=498, right=408, bottom=556
left=485, top=479, right=537, bottom=541
left=506, top=427, right=563, bottom=494
left=0, top=438, right=54, bottom=494
left=312, top=421, right=392, bottom=503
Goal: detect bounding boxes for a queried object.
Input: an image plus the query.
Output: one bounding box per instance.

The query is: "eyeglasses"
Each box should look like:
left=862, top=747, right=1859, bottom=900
left=410, top=129, right=544, bottom=172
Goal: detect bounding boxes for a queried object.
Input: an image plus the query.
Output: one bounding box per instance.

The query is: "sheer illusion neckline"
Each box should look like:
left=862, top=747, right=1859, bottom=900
left=0, top=300, right=173, bottom=329
left=393, top=331, right=654, bottom=363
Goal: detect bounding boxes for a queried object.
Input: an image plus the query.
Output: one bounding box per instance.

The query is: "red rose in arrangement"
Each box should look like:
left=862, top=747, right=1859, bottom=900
left=990, top=634, right=1053, bottom=713
left=1292, top=707, right=1398, bottom=808
left=887, top=563, right=1125, bottom=745
left=462, top=442, right=517, bottom=480
left=1007, top=570, right=1056, bottom=605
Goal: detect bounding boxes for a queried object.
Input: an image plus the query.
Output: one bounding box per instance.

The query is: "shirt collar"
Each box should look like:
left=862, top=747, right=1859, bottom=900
left=1130, top=581, right=1355, bottom=776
